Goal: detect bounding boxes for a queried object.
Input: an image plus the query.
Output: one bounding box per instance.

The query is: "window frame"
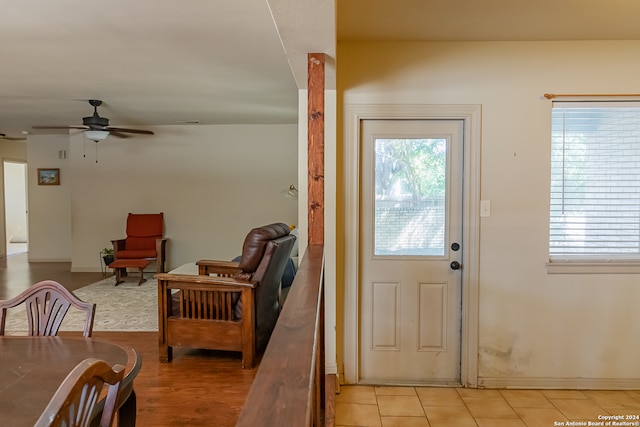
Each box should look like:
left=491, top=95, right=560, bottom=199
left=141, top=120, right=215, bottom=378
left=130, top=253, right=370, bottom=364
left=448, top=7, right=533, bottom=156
left=546, top=100, right=640, bottom=274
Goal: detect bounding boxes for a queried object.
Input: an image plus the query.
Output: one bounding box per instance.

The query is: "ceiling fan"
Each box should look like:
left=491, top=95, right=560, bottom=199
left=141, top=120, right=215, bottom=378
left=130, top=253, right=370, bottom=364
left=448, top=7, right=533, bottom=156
left=0, top=133, right=26, bottom=141
left=32, top=99, right=154, bottom=142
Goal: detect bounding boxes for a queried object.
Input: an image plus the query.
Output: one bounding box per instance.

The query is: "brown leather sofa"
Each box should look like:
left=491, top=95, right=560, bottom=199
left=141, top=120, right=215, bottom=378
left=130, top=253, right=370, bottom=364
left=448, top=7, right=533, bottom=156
left=155, top=223, right=296, bottom=369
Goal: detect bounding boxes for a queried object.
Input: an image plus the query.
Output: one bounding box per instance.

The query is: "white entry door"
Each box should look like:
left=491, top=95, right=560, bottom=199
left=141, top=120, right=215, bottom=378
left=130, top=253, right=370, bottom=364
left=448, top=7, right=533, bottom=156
left=359, top=119, right=464, bottom=385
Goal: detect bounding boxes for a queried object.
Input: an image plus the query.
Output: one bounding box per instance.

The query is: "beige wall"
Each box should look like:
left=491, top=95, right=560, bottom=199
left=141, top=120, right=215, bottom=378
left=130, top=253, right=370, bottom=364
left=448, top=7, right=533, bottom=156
left=26, top=124, right=298, bottom=271
left=27, top=134, right=72, bottom=261
left=338, top=40, right=640, bottom=387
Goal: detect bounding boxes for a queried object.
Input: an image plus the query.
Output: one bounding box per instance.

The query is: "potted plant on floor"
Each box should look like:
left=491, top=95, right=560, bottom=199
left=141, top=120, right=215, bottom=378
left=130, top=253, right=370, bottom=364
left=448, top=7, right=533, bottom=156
left=101, top=247, right=115, bottom=267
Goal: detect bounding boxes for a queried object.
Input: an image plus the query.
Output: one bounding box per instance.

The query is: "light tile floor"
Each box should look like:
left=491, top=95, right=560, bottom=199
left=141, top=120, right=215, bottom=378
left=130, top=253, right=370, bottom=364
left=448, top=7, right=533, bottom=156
left=336, top=385, right=640, bottom=427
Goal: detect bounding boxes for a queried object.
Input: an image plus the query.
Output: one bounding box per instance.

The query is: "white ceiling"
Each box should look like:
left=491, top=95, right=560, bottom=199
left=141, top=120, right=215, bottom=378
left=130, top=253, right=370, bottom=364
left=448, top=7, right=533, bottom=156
left=1, top=0, right=638, bottom=139
left=0, top=0, right=304, bottom=138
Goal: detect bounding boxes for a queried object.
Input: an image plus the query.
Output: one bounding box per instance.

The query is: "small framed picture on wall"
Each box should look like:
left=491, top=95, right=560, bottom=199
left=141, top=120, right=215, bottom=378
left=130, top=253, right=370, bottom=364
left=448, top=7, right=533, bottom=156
left=37, top=168, right=60, bottom=185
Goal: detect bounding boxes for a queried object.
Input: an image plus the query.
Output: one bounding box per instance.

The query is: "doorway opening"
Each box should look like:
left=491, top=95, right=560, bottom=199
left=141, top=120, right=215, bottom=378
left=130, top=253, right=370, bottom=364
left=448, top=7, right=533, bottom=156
left=343, top=104, right=481, bottom=387
left=4, top=161, right=28, bottom=256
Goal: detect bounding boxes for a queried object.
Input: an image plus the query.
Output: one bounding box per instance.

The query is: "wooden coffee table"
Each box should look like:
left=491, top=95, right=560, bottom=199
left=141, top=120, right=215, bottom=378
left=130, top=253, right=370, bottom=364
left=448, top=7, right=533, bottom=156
left=108, top=259, right=151, bottom=285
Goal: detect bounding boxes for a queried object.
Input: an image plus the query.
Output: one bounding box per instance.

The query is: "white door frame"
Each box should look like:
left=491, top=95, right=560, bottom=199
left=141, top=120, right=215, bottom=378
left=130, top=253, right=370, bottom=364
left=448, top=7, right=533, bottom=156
left=343, top=104, right=481, bottom=387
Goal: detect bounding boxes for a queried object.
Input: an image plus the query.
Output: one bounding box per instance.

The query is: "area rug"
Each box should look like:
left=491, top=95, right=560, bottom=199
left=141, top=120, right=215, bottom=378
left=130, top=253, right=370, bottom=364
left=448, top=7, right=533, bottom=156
left=3, top=276, right=159, bottom=333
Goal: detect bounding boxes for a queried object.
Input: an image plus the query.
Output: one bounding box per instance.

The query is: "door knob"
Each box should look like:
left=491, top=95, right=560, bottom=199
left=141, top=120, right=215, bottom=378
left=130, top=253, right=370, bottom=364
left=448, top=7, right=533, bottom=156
left=450, top=261, right=461, bottom=270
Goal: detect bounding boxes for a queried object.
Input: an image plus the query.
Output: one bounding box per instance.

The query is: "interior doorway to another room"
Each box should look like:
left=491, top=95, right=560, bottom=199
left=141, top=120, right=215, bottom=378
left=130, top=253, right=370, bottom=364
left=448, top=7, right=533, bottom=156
left=3, top=161, right=28, bottom=256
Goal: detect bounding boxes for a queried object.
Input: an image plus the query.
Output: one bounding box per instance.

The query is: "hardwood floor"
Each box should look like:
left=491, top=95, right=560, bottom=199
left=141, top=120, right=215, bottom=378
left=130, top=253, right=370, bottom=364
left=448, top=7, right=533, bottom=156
left=78, top=332, right=257, bottom=426
left=1, top=251, right=257, bottom=426
left=0, top=252, right=103, bottom=298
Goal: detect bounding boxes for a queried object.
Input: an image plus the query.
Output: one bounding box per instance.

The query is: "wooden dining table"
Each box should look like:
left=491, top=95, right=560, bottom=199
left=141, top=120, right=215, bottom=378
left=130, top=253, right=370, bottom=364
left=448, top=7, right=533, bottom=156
left=0, top=335, right=142, bottom=426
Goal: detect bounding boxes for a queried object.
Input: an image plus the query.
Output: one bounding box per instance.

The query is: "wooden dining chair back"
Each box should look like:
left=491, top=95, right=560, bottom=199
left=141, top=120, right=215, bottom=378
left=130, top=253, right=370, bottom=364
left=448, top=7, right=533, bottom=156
left=0, top=280, right=96, bottom=337
left=34, top=358, right=125, bottom=427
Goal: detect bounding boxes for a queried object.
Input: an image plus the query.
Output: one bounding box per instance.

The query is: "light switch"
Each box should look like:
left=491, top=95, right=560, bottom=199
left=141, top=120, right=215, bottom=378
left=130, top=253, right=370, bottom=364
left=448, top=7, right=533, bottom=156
left=480, top=200, right=491, bottom=217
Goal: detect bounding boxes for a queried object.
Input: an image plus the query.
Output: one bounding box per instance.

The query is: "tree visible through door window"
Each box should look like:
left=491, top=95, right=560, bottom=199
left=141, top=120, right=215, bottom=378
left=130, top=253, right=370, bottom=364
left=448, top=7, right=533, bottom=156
left=374, top=138, right=447, bottom=256
left=549, top=102, right=640, bottom=263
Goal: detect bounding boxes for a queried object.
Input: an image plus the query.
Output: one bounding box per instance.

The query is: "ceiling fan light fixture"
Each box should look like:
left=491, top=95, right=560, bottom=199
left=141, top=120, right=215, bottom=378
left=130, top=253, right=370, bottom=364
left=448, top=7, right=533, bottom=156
left=84, top=130, right=109, bottom=142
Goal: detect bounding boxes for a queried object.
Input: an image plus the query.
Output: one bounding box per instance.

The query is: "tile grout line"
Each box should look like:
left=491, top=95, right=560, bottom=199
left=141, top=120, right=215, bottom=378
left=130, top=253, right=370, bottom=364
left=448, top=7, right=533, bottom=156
left=336, top=386, right=640, bottom=427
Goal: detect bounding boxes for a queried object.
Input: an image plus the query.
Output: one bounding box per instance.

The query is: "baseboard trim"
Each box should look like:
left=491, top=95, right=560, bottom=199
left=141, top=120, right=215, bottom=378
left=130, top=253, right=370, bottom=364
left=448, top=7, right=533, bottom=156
left=326, top=362, right=338, bottom=375
left=478, top=377, right=640, bottom=390
left=29, top=258, right=71, bottom=263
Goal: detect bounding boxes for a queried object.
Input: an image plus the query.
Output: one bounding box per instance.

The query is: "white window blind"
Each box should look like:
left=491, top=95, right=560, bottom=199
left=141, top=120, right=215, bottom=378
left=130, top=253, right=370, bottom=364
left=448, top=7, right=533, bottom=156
left=549, top=102, right=640, bottom=262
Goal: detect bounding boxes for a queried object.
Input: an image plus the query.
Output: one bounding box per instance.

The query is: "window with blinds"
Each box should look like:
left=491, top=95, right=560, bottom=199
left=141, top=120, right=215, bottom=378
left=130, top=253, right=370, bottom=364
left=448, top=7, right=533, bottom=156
left=549, top=102, right=640, bottom=262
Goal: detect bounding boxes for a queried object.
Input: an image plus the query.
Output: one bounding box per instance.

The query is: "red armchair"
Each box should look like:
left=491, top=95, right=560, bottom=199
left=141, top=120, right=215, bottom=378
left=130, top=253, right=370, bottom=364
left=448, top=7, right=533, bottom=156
left=111, top=213, right=167, bottom=274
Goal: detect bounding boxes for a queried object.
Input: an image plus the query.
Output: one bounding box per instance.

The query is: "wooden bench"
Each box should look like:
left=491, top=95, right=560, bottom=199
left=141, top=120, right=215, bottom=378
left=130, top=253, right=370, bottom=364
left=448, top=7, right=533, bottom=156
left=108, top=259, right=151, bottom=286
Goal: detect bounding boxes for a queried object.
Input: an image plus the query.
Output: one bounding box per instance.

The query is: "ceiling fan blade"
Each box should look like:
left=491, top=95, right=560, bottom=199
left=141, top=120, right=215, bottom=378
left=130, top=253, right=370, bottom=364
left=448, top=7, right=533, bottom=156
left=32, top=125, right=88, bottom=130
left=108, top=131, right=131, bottom=139
left=106, top=127, right=154, bottom=135
left=0, top=133, right=26, bottom=141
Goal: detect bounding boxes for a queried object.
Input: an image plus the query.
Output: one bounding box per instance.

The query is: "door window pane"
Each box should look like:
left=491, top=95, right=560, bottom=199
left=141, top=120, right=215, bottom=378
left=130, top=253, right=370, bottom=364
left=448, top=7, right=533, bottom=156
left=374, top=138, right=447, bottom=256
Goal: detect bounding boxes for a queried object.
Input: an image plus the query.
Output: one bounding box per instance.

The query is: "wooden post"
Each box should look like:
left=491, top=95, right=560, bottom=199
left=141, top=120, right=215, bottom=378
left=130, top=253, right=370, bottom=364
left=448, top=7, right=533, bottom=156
left=308, top=53, right=325, bottom=245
